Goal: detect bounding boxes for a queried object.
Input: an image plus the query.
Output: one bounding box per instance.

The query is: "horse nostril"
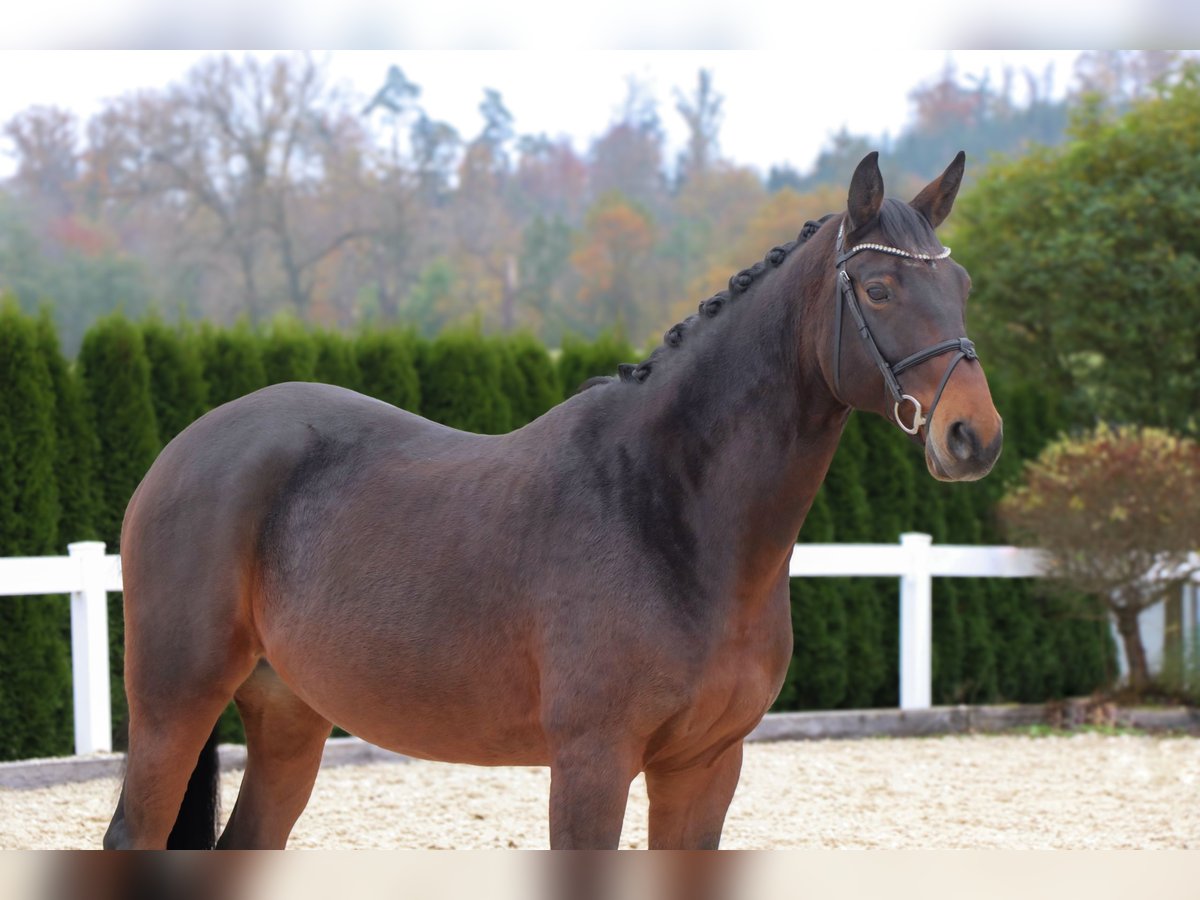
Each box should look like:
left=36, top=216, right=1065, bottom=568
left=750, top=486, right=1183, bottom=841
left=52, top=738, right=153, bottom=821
left=947, top=420, right=978, bottom=461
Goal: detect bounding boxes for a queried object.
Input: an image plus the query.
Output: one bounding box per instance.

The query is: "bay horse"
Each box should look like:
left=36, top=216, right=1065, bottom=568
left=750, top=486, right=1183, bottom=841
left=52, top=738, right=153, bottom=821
left=104, top=152, right=1001, bottom=850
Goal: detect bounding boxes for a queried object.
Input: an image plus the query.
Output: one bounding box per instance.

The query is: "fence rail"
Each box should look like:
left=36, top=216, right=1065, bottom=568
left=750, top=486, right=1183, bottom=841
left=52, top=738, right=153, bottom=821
left=2, top=534, right=1050, bottom=756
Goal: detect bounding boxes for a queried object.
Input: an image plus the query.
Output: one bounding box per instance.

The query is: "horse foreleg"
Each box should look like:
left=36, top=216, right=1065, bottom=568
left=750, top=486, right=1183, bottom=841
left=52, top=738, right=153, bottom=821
left=548, top=740, right=638, bottom=849
left=644, top=742, right=744, bottom=849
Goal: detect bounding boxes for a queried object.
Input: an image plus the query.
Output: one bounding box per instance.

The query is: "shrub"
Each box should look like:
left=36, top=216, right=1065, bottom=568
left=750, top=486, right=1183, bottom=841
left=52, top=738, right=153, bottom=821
left=1001, top=424, right=1200, bottom=692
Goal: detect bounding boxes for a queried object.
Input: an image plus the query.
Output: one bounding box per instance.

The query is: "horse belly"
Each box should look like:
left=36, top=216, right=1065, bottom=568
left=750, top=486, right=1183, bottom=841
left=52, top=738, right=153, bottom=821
left=258, top=603, right=550, bottom=766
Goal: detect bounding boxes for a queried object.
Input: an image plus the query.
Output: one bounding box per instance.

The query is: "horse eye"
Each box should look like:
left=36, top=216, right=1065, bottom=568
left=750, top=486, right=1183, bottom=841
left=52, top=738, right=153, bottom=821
left=866, top=284, right=890, bottom=302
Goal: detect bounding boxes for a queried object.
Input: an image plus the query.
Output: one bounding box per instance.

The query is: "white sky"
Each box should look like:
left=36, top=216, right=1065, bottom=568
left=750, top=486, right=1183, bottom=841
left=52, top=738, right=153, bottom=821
left=0, top=50, right=1082, bottom=178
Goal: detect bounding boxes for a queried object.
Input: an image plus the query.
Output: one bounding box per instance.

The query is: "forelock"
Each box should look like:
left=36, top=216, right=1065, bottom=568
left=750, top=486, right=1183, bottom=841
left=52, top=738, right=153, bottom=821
left=876, top=198, right=943, bottom=256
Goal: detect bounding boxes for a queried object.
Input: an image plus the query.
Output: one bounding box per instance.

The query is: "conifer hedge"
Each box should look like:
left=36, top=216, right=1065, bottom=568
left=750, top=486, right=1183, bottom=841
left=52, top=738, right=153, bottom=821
left=77, top=315, right=161, bottom=746
left=0, top=310, right=1116, bottom=759
left=355, top=328, right=421, bottom=412
left=0, top=303, right=72, bottom=759
left=141, top=319, right=207, bottom=444
left=261, top=318, right=319, bottom=386
left=416, top=328, right=512, bottom=433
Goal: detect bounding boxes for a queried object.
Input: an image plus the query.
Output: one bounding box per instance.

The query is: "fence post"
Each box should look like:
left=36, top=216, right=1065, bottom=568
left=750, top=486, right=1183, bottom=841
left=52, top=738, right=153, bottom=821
left=69, top=541, right=112, bottom=755
left=899, top=532, right=933, bottom=710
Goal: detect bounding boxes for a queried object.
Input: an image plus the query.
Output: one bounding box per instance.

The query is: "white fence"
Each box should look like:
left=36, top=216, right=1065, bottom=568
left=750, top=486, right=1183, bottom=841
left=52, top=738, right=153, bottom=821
left=1, top=534, right=1048, bottom=756
left=0, top=542, right=122, bottom=756
left=790, top=533, right=1047, bottom=709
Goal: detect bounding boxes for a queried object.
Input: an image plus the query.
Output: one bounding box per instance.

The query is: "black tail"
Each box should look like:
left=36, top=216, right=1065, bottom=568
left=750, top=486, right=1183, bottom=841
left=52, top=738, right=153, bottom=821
left=166, top=727, right=220, bottom=849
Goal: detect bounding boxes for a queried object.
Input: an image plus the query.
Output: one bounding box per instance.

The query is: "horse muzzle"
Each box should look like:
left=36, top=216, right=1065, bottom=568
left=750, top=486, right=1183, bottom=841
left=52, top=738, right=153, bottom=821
left=925, top=416, right=1003, bottom=482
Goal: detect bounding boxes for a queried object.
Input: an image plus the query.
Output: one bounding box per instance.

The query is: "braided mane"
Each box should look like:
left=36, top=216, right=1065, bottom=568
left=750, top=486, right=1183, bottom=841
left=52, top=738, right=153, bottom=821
left=579, top=214, right=836, bottom=392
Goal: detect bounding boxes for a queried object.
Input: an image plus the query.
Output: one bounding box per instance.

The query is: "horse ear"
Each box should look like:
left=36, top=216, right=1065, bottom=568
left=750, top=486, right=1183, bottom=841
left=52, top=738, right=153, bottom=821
left=910, top=151, right=966, bottom=228
left=846, top=151, right=884, bottom=232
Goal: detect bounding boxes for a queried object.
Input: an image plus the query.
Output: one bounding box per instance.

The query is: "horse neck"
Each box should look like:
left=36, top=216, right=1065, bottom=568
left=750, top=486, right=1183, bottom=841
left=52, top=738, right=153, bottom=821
left=613, top=234, right=849, bottom=589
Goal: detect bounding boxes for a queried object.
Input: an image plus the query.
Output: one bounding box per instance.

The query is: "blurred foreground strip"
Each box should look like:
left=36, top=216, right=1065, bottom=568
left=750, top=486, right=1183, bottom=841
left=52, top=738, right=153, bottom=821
left=6, top=849, right=1196, bottom=900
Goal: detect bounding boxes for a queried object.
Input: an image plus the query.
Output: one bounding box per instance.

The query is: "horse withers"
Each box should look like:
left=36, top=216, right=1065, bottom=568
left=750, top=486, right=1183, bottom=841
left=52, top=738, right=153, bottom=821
left=105, top=151, right=1001, bottom=850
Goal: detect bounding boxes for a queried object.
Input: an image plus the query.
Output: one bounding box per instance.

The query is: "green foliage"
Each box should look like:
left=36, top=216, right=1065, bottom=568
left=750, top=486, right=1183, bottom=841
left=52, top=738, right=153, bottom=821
left=77, top=315, right=160, bottom=550
left=261, top=318, right=318, bottom=385
left=501, top=333, right=560, bottom=427
left=556, top=331, right=634, bottom=398
left=141, top=319, right=208, bottom=443
left=78, top=315, right=160, bottom=747
left=36, top=312, right=98, bottom=543
left=782, top=577, right=848, bottom=711
left=0, top=303, right=72, bottom=759
left=401, top=259, right=457, bottom=339
left=356, top=328, right=421, bottom=412
left=823, top=416, right=887, bottom=708
left=779, top=489, right=847, bottom=710
left=953, top=67, right=1200, bottom=434
left=0, top=303, right=59, bottom=552
left=417, top=329, right=512, bottom=433
left=198, top=324, right=267, bottom=409
left=313, top=330, right=360, bottom=390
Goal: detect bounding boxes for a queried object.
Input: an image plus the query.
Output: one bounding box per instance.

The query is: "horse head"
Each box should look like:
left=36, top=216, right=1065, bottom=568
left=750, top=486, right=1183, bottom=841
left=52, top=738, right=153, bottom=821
left=820, top=151, right=1002, bottom=482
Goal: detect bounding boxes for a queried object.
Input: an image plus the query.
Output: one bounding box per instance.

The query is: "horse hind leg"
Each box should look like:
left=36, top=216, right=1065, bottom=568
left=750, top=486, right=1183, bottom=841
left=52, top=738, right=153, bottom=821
left=104, top=538, right=265, bottom=850
left=216, top=660, right=332, bottom=849
left=104, top=672, right=248, bottom=849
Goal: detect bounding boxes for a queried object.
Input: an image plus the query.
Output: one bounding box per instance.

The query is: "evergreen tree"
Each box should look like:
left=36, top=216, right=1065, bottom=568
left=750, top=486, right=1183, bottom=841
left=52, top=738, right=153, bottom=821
left=78, top=315, right=160, bottom=550
left=37, top=311, right=98, bottom=544
left=858, top=414, right=918, bottom=707
left=937, top=482, right=991, bottom=703
left=356, top=328, right=421, bottom=412
left=261, top=318, right=318, bottom=385
left=497, top=340, right=526, bottom=428
left=0, top=303, right=72, bottom=759
left=141, top=318, right=207, bottom=443
left=907, top=458, right=966, bottom=705
left=313, top=330, right=360, bottom=390
left=824, top=415, right=887, bottom=708
left=502, top=333, right=560, bottom=427
left=198, top=323, right=267, bottom=409
left=78, top=314, right=160, bottom=747
left=557, top=331, right=634, bottom=398
left=1055, top=597, right=1118, bottom=695
left=418, top=328, right=511, bottom=433
left=780, top=487, right=848, bottom=710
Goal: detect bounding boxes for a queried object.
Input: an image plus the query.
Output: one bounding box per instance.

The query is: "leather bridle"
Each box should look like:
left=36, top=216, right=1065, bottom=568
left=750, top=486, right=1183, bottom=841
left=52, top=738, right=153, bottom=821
left=832, top=220, right=978, bottom=436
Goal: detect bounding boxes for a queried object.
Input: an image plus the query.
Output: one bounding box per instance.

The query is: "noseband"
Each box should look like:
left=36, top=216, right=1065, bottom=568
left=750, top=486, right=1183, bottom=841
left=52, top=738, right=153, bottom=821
left=833, top=222, right=978, bottom=436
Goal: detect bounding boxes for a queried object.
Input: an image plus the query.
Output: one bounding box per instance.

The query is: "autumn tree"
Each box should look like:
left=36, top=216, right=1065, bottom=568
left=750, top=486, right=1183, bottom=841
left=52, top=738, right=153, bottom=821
left=589, top=78, right=668, bottom=214
left=1000, top=425, right=1200, bottom=692
left=571, top=193, right=655, bottom=336
left=1072, top=51, right=1196, bottom=107
left=514, top=136, right=588, bottom=225
left=448, top=89, right=522, bottom=331
left=87, top=53, right=373, bottom=322
left=4, top=106, right=79, bottom=217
